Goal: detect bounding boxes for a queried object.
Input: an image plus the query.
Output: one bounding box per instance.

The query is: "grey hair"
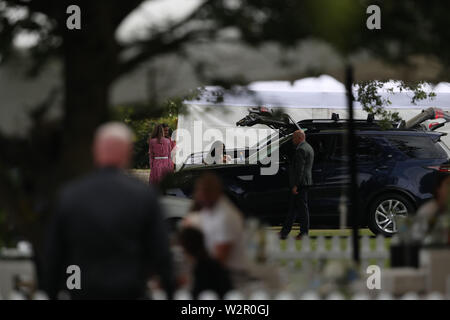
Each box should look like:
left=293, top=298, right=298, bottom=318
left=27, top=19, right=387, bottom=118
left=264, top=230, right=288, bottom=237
left=94, top=122, right=134, bottom=143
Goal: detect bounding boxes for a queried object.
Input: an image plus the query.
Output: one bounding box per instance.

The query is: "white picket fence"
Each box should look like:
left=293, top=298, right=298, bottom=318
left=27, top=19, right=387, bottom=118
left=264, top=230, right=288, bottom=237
left=2, top=288, right=447, bottom=300
left=0, top=234, right=398, bottom=300
left=150, top=289, right=447, bottom=300
left=255, top=233, right=390, bottom=271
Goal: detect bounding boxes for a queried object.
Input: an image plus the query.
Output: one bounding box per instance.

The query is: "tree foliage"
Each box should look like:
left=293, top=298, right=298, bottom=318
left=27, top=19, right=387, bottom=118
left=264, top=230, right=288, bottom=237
left=356, top=80, right=436, bottom=128
left=113, top=100, right=180, bottom=169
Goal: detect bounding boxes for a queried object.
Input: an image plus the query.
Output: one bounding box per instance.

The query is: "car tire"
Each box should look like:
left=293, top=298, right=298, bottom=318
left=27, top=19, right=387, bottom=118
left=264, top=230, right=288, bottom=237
left=368, top=193, right=415, bottom=236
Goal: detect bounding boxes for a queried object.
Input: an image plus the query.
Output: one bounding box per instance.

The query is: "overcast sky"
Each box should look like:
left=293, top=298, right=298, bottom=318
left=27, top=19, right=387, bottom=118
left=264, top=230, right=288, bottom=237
left=12, top=0, right=203, bottom=47
left=117, top=0, right=203, bottom=42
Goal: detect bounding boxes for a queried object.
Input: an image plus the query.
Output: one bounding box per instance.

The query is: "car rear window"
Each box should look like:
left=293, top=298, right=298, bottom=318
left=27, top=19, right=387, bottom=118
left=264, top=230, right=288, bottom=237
left=386, top=135, right=448, bottom=159
left=331, top=135, right=383, bottom=162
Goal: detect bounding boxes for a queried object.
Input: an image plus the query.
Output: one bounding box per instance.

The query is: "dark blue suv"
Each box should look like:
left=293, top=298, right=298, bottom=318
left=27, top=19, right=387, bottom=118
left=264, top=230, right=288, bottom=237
left=299, top=129, right=450, bottom=235
left=167, top=108, right=450, bottom=235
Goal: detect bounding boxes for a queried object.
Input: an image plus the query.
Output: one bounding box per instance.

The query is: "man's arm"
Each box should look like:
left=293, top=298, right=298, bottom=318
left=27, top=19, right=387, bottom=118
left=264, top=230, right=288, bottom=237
left=293, top=148, right=306, bottom=188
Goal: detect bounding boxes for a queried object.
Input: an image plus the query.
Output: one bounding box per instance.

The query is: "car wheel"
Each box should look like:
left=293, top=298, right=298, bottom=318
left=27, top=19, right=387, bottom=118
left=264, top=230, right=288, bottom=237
left=368, top=193, right=414, bottom=236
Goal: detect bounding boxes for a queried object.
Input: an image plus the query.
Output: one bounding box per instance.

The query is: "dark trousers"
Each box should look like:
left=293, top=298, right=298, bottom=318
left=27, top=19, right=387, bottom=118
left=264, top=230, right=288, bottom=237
left=281, top=187, right=309, bottom=236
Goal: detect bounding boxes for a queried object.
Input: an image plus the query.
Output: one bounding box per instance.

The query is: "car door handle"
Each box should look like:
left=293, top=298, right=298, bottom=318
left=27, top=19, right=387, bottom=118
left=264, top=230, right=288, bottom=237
left=376, top=166, right=388, bottom=170
left=313, top=169, right=323, bottom=173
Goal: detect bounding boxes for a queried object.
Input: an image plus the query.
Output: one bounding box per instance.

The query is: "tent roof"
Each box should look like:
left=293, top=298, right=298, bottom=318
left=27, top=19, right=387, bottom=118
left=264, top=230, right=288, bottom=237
left=248, top=75, right=346, bottom=92
left=186, top=75, right=450, bottom=109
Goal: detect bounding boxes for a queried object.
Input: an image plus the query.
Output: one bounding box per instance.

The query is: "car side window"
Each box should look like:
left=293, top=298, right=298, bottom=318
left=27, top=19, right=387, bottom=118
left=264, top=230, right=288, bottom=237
left=307, top=134, right=333, bottom=163
left=357, top=135, right=382, bottom=162
left=331, top=135, right=348, bottom=162
left=331, top=135, right=381, bottom=162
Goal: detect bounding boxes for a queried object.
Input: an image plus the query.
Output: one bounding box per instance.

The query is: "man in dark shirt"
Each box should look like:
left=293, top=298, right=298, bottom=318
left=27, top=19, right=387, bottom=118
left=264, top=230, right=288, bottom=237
left=280, top=129, right=314, bottom=240
left=178, top=227, right=232, bottom=299
left=42, top=122, right=174, bottom=299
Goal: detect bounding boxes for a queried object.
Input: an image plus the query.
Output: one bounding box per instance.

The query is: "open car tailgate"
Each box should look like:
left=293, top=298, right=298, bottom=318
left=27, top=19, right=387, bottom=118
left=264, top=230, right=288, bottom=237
left=237, top=107, right=450, bottom=134
left=404, top=107, right=450, bottom=131
left=236, top=107, right=299, bottom=135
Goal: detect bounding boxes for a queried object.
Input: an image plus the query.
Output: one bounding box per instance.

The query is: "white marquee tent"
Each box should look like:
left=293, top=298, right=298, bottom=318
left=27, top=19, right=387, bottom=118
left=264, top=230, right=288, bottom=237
left=176, top=75, right=450, bottom=165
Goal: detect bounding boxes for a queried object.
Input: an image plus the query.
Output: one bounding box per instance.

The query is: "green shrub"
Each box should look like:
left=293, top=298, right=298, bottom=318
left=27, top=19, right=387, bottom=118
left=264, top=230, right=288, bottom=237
left=127, top=117, right=177, bottom=169
left=113, top=105, right=178, bottom=169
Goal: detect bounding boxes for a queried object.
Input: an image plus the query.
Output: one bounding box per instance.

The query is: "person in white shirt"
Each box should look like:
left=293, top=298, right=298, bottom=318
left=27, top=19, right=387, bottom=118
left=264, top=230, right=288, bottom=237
left=411, top=173, right=450, bottom=243
left=184, top=173, right=249, bottom=282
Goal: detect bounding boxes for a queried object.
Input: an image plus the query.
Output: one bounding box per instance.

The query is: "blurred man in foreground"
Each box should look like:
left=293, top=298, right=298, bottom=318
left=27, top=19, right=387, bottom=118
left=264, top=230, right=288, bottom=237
left=43, top=122, right=174, bottom=299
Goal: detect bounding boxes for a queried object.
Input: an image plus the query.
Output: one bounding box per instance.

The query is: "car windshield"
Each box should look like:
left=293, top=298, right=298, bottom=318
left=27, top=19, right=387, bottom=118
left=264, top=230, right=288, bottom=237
left=182, top=147, right=246, bottom=167
left=245, top=124, right=305, bottom=156
left=181, top=120, right=304, bottom=168
left=247, top=133, right=292, bottom=164
left=182, top=131, right=291, bottom=168
left=183, top=151, right=209, bottom=165
left=246, top=129, right=276, bottom=150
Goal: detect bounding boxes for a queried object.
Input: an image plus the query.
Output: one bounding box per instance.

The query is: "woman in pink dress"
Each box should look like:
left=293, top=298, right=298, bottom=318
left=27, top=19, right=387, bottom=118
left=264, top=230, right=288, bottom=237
left=149, top=124, right=173, bottom=184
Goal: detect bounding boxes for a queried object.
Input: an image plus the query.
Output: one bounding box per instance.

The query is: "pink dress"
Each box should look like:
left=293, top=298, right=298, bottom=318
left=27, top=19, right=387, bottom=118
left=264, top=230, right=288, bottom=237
left=149, top=137, right=173, bottom=184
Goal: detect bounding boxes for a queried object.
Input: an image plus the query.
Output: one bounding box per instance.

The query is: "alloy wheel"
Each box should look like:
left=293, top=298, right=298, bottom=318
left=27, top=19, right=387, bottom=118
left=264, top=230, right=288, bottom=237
left=374, top=199, right=408, bottom=234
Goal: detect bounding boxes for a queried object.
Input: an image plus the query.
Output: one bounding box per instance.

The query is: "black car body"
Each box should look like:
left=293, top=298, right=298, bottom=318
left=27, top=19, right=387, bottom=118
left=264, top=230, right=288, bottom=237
left=164, top=108, right=450, bottom=235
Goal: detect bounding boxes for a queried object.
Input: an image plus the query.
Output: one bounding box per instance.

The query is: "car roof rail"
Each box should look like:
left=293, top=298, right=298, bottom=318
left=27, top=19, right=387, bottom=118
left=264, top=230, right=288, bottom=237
left=297, top=119, right=385, bottom=132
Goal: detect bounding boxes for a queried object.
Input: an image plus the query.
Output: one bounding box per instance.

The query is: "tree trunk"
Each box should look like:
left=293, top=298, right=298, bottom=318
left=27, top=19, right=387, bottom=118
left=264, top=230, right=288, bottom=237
left=33, top=3, right=119, bottom=286
left=60, top=3, right=118, bottom=179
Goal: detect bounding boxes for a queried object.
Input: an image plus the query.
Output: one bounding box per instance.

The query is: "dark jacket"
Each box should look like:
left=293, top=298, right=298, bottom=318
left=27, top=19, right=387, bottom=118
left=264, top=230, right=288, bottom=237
left=192, top=257, right=233, bottom=299
left=289, top=141, right=314, bottom=188
left=42, top=167, right=174, bottom=299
